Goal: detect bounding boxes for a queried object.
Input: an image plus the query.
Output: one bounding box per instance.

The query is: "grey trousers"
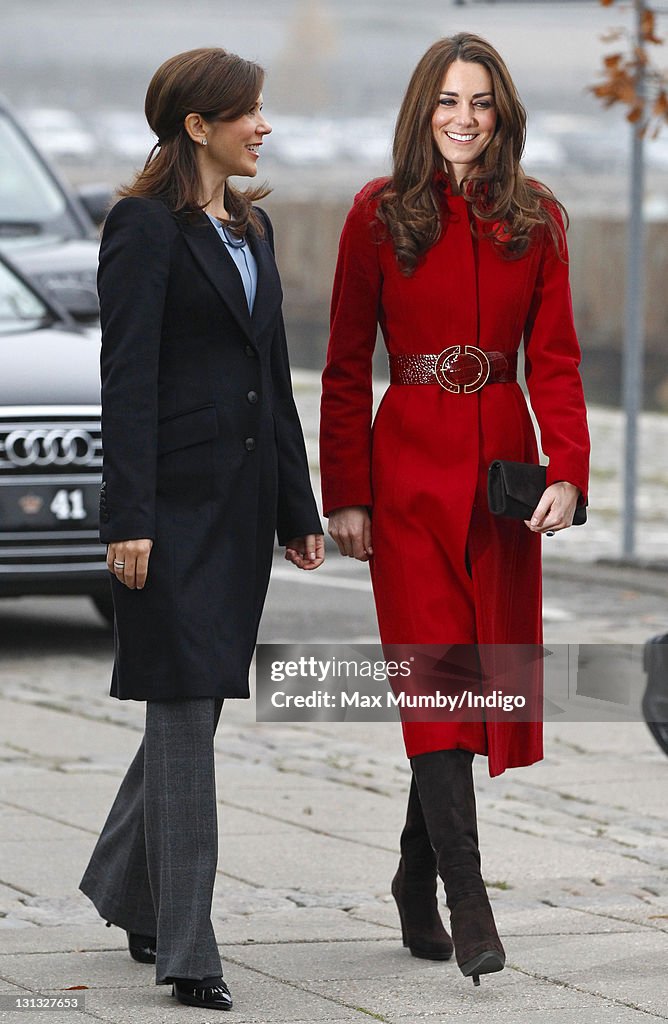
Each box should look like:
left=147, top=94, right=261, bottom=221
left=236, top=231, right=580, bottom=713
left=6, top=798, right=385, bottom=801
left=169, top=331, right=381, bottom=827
left=80, top=698, right=223, bottom=984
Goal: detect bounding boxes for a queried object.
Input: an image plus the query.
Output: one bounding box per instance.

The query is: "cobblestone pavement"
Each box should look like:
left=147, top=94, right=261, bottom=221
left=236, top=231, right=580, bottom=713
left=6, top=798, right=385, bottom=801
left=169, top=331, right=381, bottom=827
left=0, top=376, right=666, bottom=1023
left=0, top=616, right=667, bottom=1023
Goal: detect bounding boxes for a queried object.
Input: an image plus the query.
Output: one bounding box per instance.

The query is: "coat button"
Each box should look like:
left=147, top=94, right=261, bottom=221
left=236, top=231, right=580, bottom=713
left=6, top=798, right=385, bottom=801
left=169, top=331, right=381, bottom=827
left=245, top=344, right=256, bottom=357
left=244, top=437, right=256, bottom=452
left=100, top=511, right=110, bottom=522
left=247, top=390, right=258, bottom=404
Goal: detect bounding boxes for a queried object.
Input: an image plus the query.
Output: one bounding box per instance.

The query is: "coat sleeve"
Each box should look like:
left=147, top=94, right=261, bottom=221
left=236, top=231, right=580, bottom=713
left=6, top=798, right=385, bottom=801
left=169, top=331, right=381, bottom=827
left=98, top=196, right=171, bottom=543
left=259, top=209, right=322, bottom=544
left=522, top=211, right=590, bottom=503
left=319, top=185, right=382, bottom=516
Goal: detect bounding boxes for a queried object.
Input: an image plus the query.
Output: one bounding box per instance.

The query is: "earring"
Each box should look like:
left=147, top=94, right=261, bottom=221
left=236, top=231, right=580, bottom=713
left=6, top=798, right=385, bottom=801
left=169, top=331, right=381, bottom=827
left=201, top=138, right=208, bottom=146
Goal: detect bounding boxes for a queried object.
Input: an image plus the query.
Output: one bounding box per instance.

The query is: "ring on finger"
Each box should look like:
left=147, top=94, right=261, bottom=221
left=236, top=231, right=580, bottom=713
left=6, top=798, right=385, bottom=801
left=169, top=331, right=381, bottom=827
left=113, top=560, right=126, bottom=569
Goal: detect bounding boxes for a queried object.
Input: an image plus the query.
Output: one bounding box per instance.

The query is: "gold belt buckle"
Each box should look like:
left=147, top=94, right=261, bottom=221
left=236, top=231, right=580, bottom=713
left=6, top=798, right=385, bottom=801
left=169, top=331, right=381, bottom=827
left=434, top=345, right=491, bottom=394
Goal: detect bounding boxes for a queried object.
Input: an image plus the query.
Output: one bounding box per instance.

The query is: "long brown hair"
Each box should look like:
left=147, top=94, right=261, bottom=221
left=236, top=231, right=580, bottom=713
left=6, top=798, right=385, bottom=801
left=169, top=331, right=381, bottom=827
left=376, top=33, right=567, bottom=273
left=119, top=47, right=269, bottom=235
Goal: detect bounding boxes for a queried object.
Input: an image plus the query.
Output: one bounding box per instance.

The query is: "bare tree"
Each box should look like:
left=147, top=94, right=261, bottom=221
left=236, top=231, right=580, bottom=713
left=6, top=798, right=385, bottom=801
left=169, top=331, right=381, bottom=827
left=590, top=0, right=667, bottom=559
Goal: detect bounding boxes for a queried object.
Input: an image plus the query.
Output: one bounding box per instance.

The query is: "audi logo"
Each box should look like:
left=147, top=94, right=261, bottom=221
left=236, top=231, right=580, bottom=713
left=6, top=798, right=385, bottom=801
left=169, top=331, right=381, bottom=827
left=4, top=428, right=97, bottom=467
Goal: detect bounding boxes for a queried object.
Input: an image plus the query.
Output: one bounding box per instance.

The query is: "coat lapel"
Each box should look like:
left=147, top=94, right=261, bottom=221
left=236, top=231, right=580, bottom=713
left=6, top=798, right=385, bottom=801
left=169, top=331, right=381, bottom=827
left=179, top=212, right=283, bottom=343
left=247, top=218, right=283, bottom=336
left=179, top=213, right=253, bottom=340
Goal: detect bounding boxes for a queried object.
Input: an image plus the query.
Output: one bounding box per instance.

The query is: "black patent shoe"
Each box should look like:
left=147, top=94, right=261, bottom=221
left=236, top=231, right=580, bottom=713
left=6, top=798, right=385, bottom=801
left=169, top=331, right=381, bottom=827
left=127, top=932, right=157, bottom=964
left=172, top=976, right=233, bottom=1011
left=105, top=921, right=156, bottom=964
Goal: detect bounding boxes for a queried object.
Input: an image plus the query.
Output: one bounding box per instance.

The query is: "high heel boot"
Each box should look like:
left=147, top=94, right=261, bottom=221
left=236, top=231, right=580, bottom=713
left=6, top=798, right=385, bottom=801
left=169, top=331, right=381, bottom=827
left=391, top=776, right=454, bottom=960
left=411, top=749, right=505, bottom=986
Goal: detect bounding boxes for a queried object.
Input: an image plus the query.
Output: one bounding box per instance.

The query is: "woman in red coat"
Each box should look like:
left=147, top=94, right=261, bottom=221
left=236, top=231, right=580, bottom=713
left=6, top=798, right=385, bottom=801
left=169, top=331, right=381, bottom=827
left=320, top=34, right=589, bottom=986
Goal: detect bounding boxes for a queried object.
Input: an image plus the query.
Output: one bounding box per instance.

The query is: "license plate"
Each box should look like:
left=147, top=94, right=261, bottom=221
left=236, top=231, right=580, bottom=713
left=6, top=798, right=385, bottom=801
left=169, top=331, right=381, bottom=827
left=0, top=483, right=100, bottom=530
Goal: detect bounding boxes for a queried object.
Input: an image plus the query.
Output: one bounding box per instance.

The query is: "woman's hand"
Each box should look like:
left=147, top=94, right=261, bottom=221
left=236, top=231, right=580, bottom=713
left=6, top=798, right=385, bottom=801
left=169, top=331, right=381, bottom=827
left=328, top=506, right=373, bottom=561
left=525, top=482, right=581, bottom=534
left=106, top=539, right=153, bottom=589
left=284, top=534, right=325, bottom=570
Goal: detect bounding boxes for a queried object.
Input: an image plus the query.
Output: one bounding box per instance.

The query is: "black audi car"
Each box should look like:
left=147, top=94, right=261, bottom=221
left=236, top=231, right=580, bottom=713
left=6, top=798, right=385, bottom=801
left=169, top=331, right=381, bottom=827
left=0, top=252, right=110, bottom=622
left=0, top=96, right=109, bottom=323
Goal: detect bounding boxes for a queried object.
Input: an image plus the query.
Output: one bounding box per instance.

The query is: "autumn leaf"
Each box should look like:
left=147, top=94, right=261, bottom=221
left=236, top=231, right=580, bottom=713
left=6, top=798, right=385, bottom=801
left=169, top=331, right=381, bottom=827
left=604, top=53, right=623, bottom=69
left=641, top=8, right=664, bottom=45
left=634, top=45, right=649, bottom=67
left=627, top=104, right=644, bottom=123
left=654, top=88, right=668, bottom=120
left=600, top=0, right=615, bottom=7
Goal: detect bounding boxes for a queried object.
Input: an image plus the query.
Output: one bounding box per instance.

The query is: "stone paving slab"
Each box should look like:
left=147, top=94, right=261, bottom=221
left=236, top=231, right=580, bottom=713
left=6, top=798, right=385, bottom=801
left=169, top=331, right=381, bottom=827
left=79, top=979, right=365, bottom=1024
left=214, top=759, right=334, bottom=793
left=386, top=1009, right=666, bottom=1024
left=0, top=951, right=151, bottom=992
left=221, top=831, right=397, bottom=891
left=212, top=876, right=299, bottom=918
left=299, top=962, right=600, bottom=1014
left=523, top=756, right=666, bottom=786
left=0, top=773, right=121, bottom=834
left=213, top=907, right=394, bottom=945
left=220, top=785, right=405, bottom=836
left=220, top=804, right=316, bottom=838
left=0, top=882, right=33, bottom=911
left=474, top=827, right=641, bottom=885
left=0, top=1012, right=99, bottom=1024
left=0, top=839, right=97, bottom=898
left=0, top=811, right=93, bottom=844
left=0, top=700, right=137, bottom=763
left=0, top=980, right=26, bottom=993
left=0, top=924, right=122, bottom=955
left=482, top=900, right=649, bottom=937
left=546, top=894, right=668, bottom=929
left=509, top=932, right=668, bottom=1014
left=560, top=778, right=668, bottom=817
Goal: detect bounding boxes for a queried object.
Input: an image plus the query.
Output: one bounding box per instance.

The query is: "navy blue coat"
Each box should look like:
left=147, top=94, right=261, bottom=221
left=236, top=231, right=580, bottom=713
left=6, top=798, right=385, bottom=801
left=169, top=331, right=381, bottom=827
left=98, top=196, right=321, bottom=700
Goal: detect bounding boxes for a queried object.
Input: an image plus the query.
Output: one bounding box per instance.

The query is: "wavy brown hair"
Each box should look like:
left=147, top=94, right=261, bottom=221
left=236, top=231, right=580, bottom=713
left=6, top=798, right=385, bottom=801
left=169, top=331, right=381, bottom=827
left=119, top=47, right=269, bottom=236
left=376, top=33, right=567, bottom=273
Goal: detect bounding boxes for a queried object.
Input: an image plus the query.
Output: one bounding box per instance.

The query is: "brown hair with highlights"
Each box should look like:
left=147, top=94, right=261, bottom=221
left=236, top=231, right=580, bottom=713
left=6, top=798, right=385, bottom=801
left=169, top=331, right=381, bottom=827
left=376, top=33, right=567, bottom=273
left=120, top=47, right=269, bottom=235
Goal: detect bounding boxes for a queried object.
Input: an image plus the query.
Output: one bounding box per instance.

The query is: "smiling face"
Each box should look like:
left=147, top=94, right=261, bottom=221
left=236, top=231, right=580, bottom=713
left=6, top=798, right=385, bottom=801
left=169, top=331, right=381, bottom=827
left=431, top=60, right=497, bottom=186
left=203, top=94, right=272, bottom=179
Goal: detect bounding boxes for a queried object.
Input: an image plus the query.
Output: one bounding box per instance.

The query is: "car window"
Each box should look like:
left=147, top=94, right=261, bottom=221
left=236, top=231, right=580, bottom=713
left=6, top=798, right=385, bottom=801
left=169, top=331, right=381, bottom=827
left=0, top=260, right=50, bottom=330
left=0, top=113, right=73, bottom=231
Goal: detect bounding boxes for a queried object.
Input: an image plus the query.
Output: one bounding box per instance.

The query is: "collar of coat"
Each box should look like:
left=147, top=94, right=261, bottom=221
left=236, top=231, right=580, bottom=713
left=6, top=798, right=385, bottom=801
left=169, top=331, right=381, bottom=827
left=432, top=170, right=516, bottom=243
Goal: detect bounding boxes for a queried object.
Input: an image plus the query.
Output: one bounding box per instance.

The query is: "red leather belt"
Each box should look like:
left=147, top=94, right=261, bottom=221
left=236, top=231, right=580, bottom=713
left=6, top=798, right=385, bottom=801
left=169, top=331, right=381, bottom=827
left=389, top=346, right=517, bottom=394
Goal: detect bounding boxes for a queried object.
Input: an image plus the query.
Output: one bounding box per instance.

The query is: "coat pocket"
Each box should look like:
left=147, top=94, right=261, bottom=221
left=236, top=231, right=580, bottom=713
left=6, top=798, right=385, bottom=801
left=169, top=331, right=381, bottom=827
left=157, top=405, right=218, bottom=456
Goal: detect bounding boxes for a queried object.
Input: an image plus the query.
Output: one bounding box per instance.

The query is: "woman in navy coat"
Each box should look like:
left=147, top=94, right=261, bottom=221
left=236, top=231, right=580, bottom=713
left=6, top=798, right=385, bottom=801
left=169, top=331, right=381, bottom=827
left=80, top=47, right=324, bottom=1013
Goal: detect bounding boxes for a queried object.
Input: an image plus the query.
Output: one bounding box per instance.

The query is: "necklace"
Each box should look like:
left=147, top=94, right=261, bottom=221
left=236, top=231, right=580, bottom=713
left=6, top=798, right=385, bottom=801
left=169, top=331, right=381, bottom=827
left=221, top=223, right=245, bottom=249
left=209, top=213, right=246, bottom=249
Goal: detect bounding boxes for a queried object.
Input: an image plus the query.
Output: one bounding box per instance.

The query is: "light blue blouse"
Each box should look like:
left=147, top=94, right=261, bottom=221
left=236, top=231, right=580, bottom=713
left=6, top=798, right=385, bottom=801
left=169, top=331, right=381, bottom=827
left=206, top=213, right=258, bottom=313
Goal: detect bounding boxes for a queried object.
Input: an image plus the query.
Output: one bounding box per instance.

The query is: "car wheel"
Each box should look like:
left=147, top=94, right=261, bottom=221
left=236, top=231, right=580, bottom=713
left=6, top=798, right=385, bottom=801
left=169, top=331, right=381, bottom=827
left=91, top=591, right=114, bottom=626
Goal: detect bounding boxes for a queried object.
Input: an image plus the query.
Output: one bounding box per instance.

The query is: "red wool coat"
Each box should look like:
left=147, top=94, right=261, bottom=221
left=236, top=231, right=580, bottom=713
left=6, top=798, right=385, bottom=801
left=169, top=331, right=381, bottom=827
left=320, top=177, right=590, bottom=777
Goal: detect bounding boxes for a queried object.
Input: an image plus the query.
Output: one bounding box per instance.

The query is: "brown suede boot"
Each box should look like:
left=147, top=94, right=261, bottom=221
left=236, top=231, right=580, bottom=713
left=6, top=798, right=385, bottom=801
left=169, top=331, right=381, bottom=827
left=411, top=749, right=505, bottom=986
left=391, top=776, right=454, bottom=960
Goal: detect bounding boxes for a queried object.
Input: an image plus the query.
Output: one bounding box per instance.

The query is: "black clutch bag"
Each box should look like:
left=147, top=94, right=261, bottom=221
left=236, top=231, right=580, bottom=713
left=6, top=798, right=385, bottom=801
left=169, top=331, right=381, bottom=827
left=487, top=460, right=587, bottom=525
